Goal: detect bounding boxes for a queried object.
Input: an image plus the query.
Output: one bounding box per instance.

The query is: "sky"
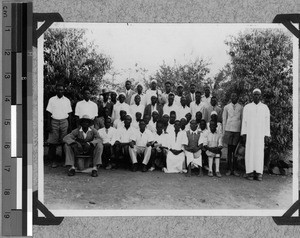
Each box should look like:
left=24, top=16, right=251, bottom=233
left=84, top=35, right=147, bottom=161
left=50, top=23, right=288, bottom=85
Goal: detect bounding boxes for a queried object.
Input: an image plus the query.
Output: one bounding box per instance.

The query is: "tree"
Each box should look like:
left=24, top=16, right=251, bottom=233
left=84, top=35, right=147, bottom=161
left=145, top=58, right=211, bottom=93
left=217, top=29, right=293, bottom=162
left=44, top=28, right=112, bottom=107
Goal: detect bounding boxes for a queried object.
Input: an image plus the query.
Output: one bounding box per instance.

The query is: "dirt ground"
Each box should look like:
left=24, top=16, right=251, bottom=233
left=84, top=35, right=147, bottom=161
left=43, top=159, right=293, bottom=210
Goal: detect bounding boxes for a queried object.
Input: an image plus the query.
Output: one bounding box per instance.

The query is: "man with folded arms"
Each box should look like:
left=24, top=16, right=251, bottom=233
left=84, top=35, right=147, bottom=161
left=129, top=120, right=154, bottom=172
left=63, top=115, right=103, bottom=177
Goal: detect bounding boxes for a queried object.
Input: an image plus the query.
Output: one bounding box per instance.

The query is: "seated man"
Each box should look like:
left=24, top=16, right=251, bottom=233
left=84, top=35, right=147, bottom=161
left=163, top=120, right=188, bottom=173
left=129, top=120, right=154, bottom=172
left=149, top=120, right=168, bottom=171
left=184, top=120, right=203, bottom=177
left=98, top=117, right=117, bottom=170
left=63, top=115, right=103, bottom=177
left=114, top=114, right=137, bottom=169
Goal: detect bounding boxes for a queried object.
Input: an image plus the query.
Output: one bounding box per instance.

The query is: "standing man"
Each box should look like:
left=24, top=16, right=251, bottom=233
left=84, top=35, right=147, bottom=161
left=241, top=88, right=270, bottom=181
left=130, top=83, right=147, bottom=107
left=160, top=81, right=172, bottom=105
left=46, top=83, right=72, bottom=168
left=145, top=79, right=162, bottom=106
left=174, top=84, right=184, bottom=107
left=177, top=96, right=191, bottom=120
left=130, top=94, right=145, bottom=119
left=144, top=95, right=163, bottom=119
left=75, top=87, right=98, bottom=127
left=190, top=91, right=206, bottom=119
left=111, top=93, right=130, bottom=122
left=186, top=83, right=196, bottom=107
left=98, top=88, right=113, bottom=117
left=203, top=96, right=222, bottom=123
left=223, top=92, right=243, bottom=177
left=124, top=80, right=135, bottom=105
left=201, top=86, right=212, bottom=107
left=163, top=93, right=179, bottom=116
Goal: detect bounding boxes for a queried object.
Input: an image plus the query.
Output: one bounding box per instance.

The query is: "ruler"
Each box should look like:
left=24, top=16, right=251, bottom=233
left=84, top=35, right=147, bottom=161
left=2, top=1, right=32, bottom=236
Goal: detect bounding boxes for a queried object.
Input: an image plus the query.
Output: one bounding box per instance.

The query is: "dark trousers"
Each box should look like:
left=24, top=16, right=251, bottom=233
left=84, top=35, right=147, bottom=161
left=202, top=150, right=208, bottom=167
left=102, top=144, right=116, bottom=167
left=150, top=148, right=167, bottom=169
left=114, top=144, right=131, bottom=168
left=227, top=145, right=238, bottom=171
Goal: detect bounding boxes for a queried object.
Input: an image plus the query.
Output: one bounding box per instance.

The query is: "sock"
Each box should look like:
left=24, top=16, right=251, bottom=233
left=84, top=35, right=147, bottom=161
left=69, top=166, right=75, bottom=170
left=208, top=157, right=213, bottom=172
left=215, top=158, right=220, bottom=172
left=92, top=166, right=97, bottom=171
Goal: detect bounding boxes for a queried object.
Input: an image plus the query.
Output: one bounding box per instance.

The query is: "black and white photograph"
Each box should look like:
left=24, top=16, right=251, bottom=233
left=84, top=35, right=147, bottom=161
left=38, top=23, right=297, bottom=215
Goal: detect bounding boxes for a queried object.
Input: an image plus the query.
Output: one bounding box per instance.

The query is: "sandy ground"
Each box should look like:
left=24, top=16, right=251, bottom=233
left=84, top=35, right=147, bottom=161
left=43, top=160, right=293, bottom=210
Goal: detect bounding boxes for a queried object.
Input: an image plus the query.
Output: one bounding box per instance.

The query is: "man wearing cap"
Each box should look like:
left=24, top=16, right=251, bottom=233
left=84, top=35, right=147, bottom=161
left=163, top=93, right=179, bottom=116
left=75, top=87, right=98, bottom=127
left=130, top=94, right=145, bottom=119
left=160, top=81, right=172, bottom=105
left=111, top=93, right=130, bottom=122
left=63, top=115, right=103, bottom=177
left=46, top=83, right=73, bottom=168
left=203, top=96, right=222, bottom=123
left=223, top=92, right=243, bottom=177
left=124, top=80, right=135, bottom=105
left=145, top=79, right=162, bottom=106
left=130, top=83, right=147, bottom=107
left=241, top=88, right=270, bottom=181
left=174, top=84, right=184, bottom=107
left=144, top=95, right=163, bottom=119
left=186, top=83, right=196, bottom=107
left=190, top=91, right=206, bottom=120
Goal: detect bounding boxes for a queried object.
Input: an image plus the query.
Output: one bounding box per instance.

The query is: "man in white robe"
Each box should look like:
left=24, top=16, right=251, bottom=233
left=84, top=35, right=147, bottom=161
left=241, top=88, right=270, bottom=181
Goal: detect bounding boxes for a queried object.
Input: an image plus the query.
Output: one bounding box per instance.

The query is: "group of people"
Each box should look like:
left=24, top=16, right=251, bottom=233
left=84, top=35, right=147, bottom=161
left=46, top=79, right=270, bottom=180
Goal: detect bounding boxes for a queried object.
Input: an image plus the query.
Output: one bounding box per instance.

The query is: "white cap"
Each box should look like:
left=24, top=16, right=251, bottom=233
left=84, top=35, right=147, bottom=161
left=211, top=111, right=217, bottom=116
left=151, top=79, right=157, bottom=84
left=253, top=88, right=261, bottom=94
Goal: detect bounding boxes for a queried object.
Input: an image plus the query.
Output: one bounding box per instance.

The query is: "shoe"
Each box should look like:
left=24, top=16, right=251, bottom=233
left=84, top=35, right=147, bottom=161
left=132, top=163, right=138, bottom=172
left=225, top=170, right=232, bottom=176
left=256, top=173, right=263, bottom=181
left=216, top=171, right=222, bottom=178
left=162, top=167, right=167, bottom=173
left=142, top=164, right=148, bottom=172
left=68, top=168, right=75, bottom=176
left=148, top=167, right=155, bottom=172
left=246, top=173, right=254, bottom=180
left=91, top=170, right=98, bottom=177
left=208, top=171, right=213, bottom=177
left=51, top=162, right=58, bottom=168
left=233, top=171, right=240, bottom=177
left=105, top=164, right=112, bottom=170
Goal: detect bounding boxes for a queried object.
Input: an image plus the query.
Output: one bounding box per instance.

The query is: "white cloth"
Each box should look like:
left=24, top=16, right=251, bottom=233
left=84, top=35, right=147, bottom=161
left=177, top=105, right=191, bottom=120
left=190, top=101, right=206, bottom=119
left=132, top=129, right=154, bottom=147
left=241, top=102, right=270, bottom=174
left=185, top=150, right=202, bottom=168
left=115, top=126, right=137, bottom=143
left=130, top=104, right=145, bottom=118
left=153, top=132, right=168, bottom=147
left=202, top=131, right=223, bottom=158
left=174, top=95, right=182, bottom=107
left=222, top=103, right=243, bottom=133
left=207, top=122, right=223, bottom=135
left=163, top=131, right=188, bottom=173
left=201, top=95, right=212, bottom=106
left=111, top=102, right=130, bottom=122
left=145, top=89, right=162, bottom=105
left=46, top=95, right=72, bottom=120
left=130, top=93, right=147, bottom=107
left=98, top=127, right=116, bottom=145
left=131, top=120, right=140, bottom=130
left=113, top=119, right=124, bottom=129
left=75, top=100, right=98, bottom=119
left=163, top=104, right=179, bottom=117
left=148, top=120, right=157, bottom=133
left=164, top=124, right=175, bottom=134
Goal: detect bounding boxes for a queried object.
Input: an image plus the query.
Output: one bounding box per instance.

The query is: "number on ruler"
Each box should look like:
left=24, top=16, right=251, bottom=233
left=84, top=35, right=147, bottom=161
left=3, top=5, right=8, bottom=18
left=4, top=120, right=10, bottom=126
left=4, top=50, right=10, bottom=56
left=4, top=73, right=11, bottom=79
left=4, top=212, right=10, bottom=219
left=4, top=166, right=10, bottom=172
left=4, top=189, right=10, bottom=196
left=4, top=144, right=10, bottom=149
left=5, top=97, right=10, bottom=102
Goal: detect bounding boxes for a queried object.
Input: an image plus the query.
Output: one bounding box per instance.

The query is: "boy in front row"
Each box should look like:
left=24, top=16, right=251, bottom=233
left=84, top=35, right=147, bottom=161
left=203, top=120, right=223, bottom=178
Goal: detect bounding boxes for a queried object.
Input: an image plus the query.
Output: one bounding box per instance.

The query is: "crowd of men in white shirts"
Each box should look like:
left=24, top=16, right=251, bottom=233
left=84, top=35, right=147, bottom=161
left=46, top=79, right=270, bottom=180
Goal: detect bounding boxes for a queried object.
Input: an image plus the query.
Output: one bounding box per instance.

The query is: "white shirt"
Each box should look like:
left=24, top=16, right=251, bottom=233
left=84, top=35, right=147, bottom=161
left=153, top=132, right=168, bottom=148
left=177, top=105, right=191, bottom=120
left=98, top=127, right=117, bottom=145
left=79, top=127, right=92, bottom=139
left=113, top=119, right=124, bottom=129
left=46, top=95, right=72, bottom=120
left=145, top=89, right=162, bottom=105
left=222, top=102, right=243, bottom=132
left=202, top=131, right=223, bottom=148
left=112, top=102, right=130, bottom=122
left=148, top=120, right=157, bottom=133
left=190, top=101, right=206, bottom=119
left=130, top=104, right=145, bottom=119
left=165, top=130, right=188, bottom=150
left=75, top=100, right=98, bottom=119
left=174, top=95, right=182, bottom=107
left=163, top=103, right=179, bottom=117
left=115, top=126, right=137, bottom=143
left=201, top=95, right=212, bottom=106
left=132, top=129, right=154, bottom=147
